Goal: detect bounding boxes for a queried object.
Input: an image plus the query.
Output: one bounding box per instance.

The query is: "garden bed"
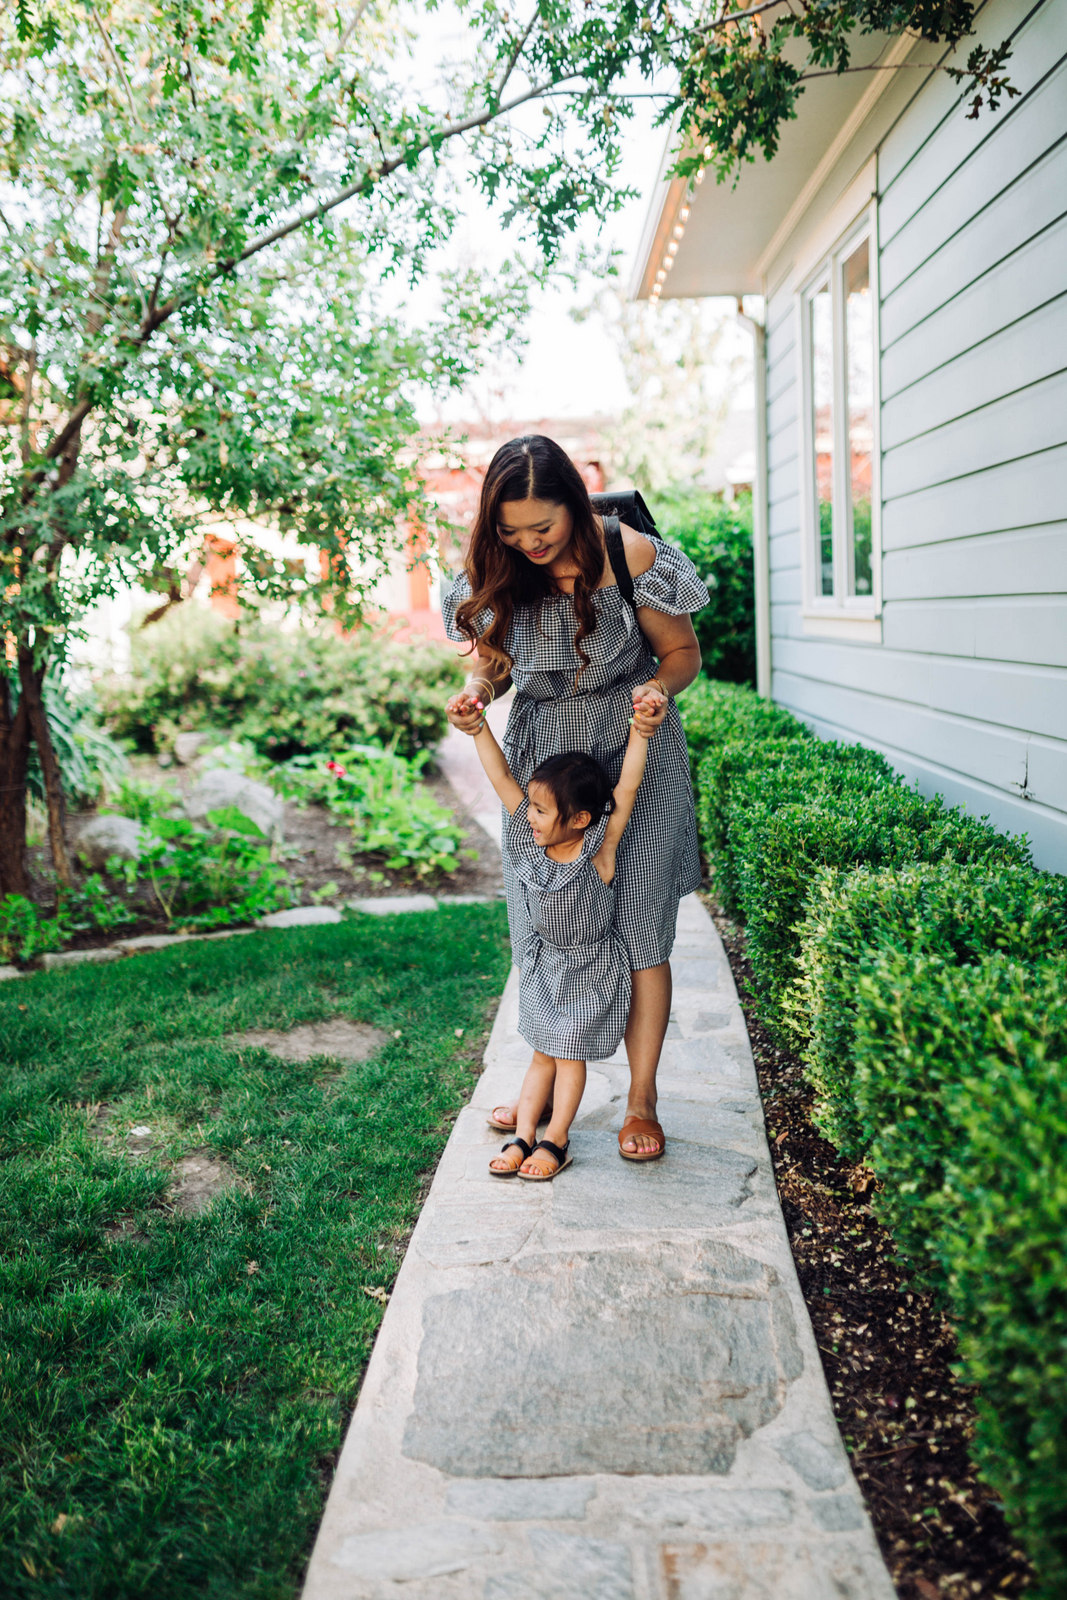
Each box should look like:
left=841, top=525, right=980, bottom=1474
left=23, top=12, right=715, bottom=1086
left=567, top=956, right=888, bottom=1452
left=19, top=755, right=501, bottom=963
left=704, top=889, right=1035, bottom=1600
left=1, top=904, right=511, bottom=1598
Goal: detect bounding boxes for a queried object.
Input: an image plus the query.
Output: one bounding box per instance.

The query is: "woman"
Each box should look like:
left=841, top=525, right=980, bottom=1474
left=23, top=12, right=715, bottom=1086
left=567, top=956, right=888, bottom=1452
left=443, top=435, right=709, bottom=1160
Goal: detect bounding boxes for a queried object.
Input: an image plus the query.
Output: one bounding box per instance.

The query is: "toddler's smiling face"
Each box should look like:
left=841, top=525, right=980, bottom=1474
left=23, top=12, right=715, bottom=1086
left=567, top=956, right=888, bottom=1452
left=526, top=781, right=590, bottom=850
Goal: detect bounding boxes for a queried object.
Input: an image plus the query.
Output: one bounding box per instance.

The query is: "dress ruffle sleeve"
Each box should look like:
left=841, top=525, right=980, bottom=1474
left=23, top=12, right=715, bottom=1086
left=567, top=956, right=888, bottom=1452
left=631, top=539, right=711, bottom=617
left=506, top=798, right=611, bottom=893
left=441, top=570, right=493, bottom=644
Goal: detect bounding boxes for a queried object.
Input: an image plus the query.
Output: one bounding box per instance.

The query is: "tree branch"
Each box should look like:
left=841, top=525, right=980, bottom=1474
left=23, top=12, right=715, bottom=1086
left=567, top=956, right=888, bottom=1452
left=19, top=341, right=36, bottom=467
left=494, top=8, right=541, bottom=107
left=88, top=2, right=143, bottom=126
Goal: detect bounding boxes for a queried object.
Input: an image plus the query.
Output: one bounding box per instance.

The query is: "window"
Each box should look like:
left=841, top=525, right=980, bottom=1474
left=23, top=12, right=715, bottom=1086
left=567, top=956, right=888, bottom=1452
left=799, top=206, right=881, bottom=636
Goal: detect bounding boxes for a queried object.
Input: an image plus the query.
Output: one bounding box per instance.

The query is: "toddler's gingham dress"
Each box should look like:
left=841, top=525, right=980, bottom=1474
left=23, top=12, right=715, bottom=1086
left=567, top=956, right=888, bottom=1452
left=443, top=538, right=710, bottom=973
left=506, top=800, right=630, bottom=1061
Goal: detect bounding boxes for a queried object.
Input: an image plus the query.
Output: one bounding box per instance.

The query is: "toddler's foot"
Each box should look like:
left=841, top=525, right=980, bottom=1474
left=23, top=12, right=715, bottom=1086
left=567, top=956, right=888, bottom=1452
left=489, top=1138, right=531, bottom=1177
left=517, top=1139, right=572, bottom=1182
left=486, top=1102, right=553, bottom=1133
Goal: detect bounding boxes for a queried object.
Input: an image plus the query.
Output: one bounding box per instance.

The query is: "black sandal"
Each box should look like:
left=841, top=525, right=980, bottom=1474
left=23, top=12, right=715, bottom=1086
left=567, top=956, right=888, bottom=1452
left=489, top=1137, right=532, bottom=1178
left=517, top=1138, right=572, bottom=1182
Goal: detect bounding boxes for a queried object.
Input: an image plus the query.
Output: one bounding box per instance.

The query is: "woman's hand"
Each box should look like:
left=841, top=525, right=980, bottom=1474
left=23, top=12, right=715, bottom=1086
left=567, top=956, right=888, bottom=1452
left=446, top=690, right=487, bottom=736
left=631, top=690, right=667, bottom=738
left=632, top=680, right=668, bottom=716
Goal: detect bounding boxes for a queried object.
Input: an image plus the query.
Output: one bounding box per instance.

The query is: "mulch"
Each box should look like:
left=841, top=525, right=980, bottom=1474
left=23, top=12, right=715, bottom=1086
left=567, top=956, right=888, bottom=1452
left=702, top=890, right=1036, bottom=1600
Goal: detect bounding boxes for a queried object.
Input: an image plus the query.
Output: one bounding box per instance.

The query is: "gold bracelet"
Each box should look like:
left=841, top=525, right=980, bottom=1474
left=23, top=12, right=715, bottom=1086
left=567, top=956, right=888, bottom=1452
left=468, top=676, right=496, bottom=703
left=651, top=676, right=669, bottom=698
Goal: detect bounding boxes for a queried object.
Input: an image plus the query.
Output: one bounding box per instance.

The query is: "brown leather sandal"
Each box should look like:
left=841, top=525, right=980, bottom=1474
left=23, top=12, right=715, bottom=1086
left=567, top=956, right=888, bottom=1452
left=489, top=1137, right=532, bottom=1178
left=517, top=1138, right=572, bottom=1182
left=618, top=1117, right=666, bottom=1162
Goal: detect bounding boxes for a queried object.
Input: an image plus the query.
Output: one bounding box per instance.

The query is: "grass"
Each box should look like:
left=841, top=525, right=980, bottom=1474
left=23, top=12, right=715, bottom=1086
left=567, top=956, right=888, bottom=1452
left=0, top=905, right=510, bottom=1599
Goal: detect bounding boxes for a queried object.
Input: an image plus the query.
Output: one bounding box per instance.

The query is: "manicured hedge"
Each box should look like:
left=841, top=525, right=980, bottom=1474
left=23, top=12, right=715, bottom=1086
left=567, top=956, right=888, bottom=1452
left=797, top=862, right=1067, bottom=1156
left=850, top=953, right=1067, bottom=1597
left=682, top=678, right=1066, bottom=1595
left=678, top=676, right=804, bottom=777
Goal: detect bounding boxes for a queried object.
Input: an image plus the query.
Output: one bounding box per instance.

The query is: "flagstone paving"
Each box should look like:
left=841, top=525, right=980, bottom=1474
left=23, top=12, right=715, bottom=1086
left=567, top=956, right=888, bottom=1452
left=301, top=891, right=897, bottom=1600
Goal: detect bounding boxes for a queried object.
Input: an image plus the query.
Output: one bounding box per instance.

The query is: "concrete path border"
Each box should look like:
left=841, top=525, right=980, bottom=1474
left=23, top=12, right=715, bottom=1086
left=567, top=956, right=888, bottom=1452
left=300, top=892, right=897, bottom=1600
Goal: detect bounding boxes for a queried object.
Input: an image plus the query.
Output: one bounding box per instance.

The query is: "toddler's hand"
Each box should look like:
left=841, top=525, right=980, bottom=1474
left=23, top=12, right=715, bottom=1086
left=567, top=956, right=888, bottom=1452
left=631, top=690, right=666, bottom=737
left=446, top=690, right=486, bottom=735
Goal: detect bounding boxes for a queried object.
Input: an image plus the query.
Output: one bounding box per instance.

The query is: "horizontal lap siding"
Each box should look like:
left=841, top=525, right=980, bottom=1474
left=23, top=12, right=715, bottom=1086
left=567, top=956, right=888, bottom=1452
left=765, top=0, right=1067, bottom=872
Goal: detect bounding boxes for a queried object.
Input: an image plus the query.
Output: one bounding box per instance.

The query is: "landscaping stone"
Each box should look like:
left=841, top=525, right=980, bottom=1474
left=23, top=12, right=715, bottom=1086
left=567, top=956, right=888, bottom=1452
left=257, top=906, right=342, bottom=928
left=197, top=927, right=256, bottom=941
left=774, top=1431, right=849, bottom=1492
left=40, top=947, right=122, bottom=970
left=300, top=893, right=895, bottom=1600
left=114, top=934, right=195, bottom=953
left=0, top=966, right=20, bottom=981
left=185, top=769, right=284, bottom=840
left=228, top=1018, right=389, bottom=1065
left=347, top=894, right=437, bottom=915
left=444, top=1480, right=594, bottom=1522
left=76, top=814, right=146, bottom=869
left=173, top=731, right=209, bottom=765
left=171, top=1149, right=238, bottom=1214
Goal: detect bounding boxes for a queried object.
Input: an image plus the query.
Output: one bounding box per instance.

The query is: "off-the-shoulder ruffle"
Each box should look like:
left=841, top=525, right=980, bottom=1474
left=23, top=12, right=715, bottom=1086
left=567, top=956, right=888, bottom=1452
left=506, top=798, right=611, bottom=893
left=441, top=570, right=494, bottom=644
left=631, top=539, right=710, bottom=617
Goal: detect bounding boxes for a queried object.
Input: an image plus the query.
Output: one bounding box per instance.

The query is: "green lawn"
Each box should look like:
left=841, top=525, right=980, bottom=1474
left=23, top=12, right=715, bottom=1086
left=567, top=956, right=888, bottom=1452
left=0, top=906, right=510, bottom=1599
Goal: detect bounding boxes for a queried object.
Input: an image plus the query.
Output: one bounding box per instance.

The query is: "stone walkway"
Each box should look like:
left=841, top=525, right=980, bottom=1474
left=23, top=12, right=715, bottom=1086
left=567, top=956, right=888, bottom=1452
left=301, top=888, right=897, bottom=1599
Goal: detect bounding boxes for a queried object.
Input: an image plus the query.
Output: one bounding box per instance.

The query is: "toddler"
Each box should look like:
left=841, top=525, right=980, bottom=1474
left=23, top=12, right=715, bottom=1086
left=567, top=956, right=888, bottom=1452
left=446, top=688, right=665, bottom=1180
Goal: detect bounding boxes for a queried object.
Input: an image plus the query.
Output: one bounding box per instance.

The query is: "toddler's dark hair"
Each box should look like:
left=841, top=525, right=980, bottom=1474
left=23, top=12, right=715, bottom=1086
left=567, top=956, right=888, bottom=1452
left=528, top=751, right=614, bottom=827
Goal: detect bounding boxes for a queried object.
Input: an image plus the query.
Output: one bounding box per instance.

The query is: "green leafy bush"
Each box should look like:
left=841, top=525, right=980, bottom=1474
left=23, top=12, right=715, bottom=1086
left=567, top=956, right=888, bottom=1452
left=734, top=785, right=1030, bottom=1043
left=678, top=676, right=803, bottom=778
left=658, top=491, right=755, bottom=684
left=116, top=808, right=292, bottom=930
left=0, top=895, right=66, bottom=964
left=849, top=953, right=1067, bottom=1596
left=796, top=862, right=1067, bottom=1156
left=97, top=607, right=463, bottom=761
left=275, top=745, right=467, bottom=880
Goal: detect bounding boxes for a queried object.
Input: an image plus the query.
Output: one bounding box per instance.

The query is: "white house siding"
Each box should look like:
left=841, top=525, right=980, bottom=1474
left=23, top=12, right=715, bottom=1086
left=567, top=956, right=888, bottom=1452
left=763, top=0, right=1067, bottom=874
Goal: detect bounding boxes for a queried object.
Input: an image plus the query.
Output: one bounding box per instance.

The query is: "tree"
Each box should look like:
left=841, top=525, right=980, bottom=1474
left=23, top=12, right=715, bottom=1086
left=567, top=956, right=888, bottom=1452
left=1, top=1, right=1017, bottom=896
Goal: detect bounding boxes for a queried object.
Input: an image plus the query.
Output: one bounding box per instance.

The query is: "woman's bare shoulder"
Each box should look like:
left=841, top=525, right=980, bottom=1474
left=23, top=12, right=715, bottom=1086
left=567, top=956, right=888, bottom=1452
left=619, top=521, right=657, bottom=578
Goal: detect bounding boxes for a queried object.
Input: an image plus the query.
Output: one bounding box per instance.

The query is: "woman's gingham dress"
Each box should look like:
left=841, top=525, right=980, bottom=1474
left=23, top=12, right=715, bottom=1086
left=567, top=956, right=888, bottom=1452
left=506, top=800, right=630, bottom=1061
left=443, top=539, right=710, bottom=973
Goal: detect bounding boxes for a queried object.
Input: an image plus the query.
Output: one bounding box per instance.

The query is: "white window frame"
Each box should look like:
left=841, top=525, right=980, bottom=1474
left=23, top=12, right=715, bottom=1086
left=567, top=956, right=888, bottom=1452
left=796, top=190, right=883, bottom=642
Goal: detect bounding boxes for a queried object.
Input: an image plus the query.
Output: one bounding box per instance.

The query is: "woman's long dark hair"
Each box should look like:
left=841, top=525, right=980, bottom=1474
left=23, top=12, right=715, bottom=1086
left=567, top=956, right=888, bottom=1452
left=453, top=435, right=604, bottom=681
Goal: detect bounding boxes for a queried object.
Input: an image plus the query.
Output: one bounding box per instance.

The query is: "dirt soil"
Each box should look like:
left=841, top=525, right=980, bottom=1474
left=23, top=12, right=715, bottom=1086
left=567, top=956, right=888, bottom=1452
left=26, top=758, right=503, bottom=953
left=703, top=891, right=1035, bottom=1600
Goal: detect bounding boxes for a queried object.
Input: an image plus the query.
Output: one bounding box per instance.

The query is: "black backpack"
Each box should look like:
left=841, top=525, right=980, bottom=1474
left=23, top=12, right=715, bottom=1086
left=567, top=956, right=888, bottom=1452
left=589, top=489, right=660, bottom=607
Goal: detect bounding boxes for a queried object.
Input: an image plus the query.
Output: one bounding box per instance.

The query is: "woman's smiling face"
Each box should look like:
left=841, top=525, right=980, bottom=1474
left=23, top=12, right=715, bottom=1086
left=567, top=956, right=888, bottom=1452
left=497, top=497, right=573, bottom=567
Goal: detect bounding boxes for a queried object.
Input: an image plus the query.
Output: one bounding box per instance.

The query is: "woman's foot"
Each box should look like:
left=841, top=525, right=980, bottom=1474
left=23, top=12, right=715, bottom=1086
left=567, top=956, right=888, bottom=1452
left=517, top=1139, right=572, bottom=1181
left=619, top=1113, right=665, bottom=1161
left=489, top=1137, right=532, bottom=1177
left=486, top=1102, right=553, bottom=1133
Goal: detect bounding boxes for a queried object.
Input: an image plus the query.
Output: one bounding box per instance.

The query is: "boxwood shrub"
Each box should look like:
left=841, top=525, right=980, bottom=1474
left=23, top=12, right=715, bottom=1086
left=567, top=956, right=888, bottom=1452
left=849, top=953, right=1067, bottom=1597
left=796, top=862, right=1067, bottom=1156
left=678, top=676, right=804, bottom=777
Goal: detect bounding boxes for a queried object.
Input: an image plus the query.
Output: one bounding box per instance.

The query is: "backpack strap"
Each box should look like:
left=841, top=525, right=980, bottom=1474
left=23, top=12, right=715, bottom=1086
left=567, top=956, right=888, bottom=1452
left=602, top=514, right=636, bottom=608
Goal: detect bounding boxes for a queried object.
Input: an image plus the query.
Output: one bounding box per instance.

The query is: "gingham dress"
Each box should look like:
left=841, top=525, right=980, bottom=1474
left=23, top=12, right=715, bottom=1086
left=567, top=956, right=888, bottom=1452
left=506, top=800, right=631, bottom=1061
left=443, top=538, right=710, bottom=972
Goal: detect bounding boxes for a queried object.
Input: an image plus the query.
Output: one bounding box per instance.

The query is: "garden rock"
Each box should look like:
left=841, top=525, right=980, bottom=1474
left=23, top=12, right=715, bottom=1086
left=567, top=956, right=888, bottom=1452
left=40, top=947, right=122, bottom=970
left=348, top=894, right=437, bottom=915
left=173, top=731, right=209, bottom=765
left=77, top=814, right=146, bottom=869
left=0, top=966, right=20, bottom=981
left=257, top=906, right=341, bottom=928
left=185, top=770, right=283, bottom=841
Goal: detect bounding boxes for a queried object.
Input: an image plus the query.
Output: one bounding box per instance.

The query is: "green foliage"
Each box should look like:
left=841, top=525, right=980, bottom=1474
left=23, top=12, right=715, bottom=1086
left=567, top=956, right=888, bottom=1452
left=677, top=675, right=802, bottom=776
left=847, top=954, right=1067, bottom=1596
left=275, top=746, right=467, bottom=881
left=97, top=608, right=463, bottom=761
left=796, top=862, right=1067, bottom=1156
left=658, top=492, right=756, bottom=685
left=116, top=810, right=292, bottom=930
left=0, top=905, right=511, bottom=1600
left=100, top=774, right=181, bottom=826
left=26, top=682, right=128, bottom=807
left=0, top=894, right=66, bottom=964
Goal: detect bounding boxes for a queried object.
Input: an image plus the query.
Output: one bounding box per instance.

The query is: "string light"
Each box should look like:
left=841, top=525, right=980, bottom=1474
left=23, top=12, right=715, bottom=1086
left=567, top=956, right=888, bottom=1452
left=649, top=177, right=700, bottom=300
